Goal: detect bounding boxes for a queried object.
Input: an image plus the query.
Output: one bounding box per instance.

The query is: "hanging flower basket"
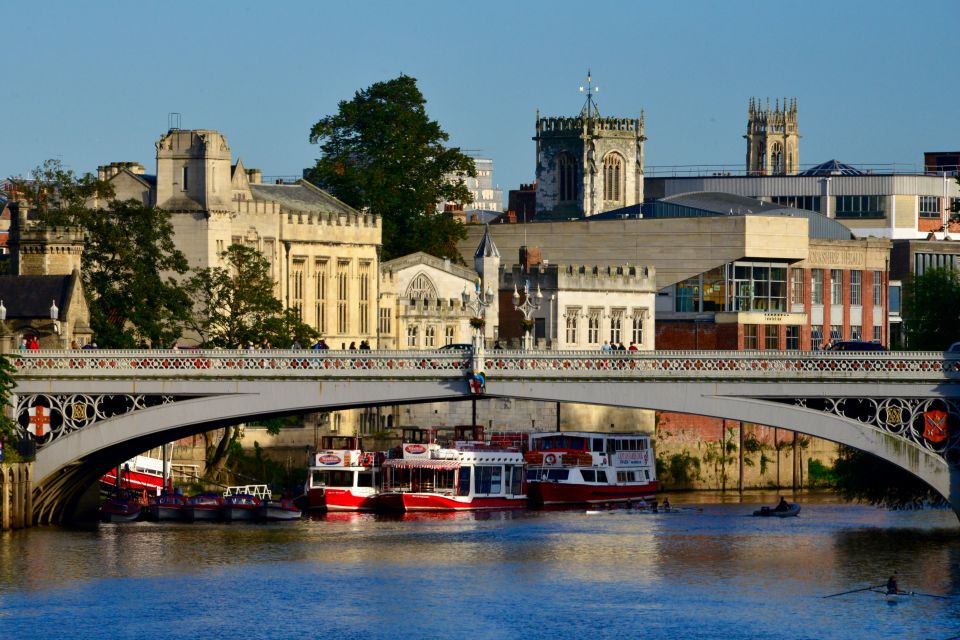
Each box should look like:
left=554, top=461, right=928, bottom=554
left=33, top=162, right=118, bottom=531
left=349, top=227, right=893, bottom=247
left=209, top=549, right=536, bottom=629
left=469, top=317, right=486, bottom=329
left=519, top=319, right=534, bottom=332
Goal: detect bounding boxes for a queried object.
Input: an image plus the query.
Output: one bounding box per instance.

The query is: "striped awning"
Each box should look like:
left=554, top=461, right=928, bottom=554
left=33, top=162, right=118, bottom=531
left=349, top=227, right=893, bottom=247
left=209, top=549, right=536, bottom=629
left=382, top=459, right=460, bottom=471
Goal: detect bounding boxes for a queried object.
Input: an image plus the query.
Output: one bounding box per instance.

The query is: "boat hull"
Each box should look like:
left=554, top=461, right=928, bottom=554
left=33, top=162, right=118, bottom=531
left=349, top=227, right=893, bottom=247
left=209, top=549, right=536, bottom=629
left=753, top=504, right=801, bottom=518
left=527, top=480, right=659, bottom=506
left=100, top=499, right=142, bottom=523
left=149, top=506, right=184, bottom=522
left=183, top=506, right=221, bottom=522
left=222, top=506, right=258, bottom=522
left=306, top=488, right=379, bottom=512
left=378, top=492, right=526, bottom=512
left=259, top=505, right=302, bottom=521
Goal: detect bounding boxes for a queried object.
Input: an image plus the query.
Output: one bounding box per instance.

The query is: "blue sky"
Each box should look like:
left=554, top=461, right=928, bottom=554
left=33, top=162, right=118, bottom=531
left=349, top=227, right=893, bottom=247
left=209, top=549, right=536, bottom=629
left=4, top=0, right=958, bottom=200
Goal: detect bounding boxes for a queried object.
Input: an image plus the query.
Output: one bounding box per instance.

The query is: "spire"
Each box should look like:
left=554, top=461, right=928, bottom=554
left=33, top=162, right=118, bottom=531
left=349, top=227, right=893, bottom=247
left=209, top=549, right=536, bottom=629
left=474, top=224, right=500, bottom=259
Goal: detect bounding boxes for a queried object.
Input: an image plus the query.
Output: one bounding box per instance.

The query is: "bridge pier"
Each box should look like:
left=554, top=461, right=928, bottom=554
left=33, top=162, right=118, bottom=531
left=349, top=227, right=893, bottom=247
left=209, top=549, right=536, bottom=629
left=1, top=463, right=33, bottom=531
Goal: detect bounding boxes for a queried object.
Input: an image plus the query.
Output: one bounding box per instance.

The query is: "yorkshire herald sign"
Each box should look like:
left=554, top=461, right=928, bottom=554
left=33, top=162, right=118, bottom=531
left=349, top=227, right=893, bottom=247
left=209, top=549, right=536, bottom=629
left=315, top=453, right=343, bottom=466
left=403, top=443, right=430, bottom=459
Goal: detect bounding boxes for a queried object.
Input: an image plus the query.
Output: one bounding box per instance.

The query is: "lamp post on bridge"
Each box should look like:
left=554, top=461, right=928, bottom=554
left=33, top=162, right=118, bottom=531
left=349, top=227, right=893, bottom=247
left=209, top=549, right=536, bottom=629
left=512, top=280, right=542, bottom=351
left=462, top=280, right=494, bottom=427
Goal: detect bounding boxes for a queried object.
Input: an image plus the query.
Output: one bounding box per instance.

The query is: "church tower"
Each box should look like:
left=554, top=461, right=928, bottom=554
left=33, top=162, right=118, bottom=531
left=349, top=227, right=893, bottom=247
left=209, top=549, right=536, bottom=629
left=745, top=97, right=799, bottom=176
left=534, top=72, right=646, bottom=219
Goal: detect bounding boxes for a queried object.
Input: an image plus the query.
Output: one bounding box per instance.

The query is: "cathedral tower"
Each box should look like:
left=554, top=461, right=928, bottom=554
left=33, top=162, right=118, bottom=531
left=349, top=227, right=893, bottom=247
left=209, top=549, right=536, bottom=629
left=745, top=97, right=799, bottom=176
left=534, top=73, right=646, bottom=219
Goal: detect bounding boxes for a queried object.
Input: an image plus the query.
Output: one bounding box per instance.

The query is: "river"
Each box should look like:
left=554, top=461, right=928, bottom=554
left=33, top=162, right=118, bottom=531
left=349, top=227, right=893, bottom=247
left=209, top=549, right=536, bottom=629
left=1, top=492, right=959, bottom=639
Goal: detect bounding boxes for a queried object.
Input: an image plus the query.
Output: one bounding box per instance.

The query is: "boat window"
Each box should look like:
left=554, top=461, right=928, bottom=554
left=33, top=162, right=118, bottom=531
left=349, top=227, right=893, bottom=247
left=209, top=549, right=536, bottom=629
left=644, top=470, right=650, bottom=480
left=357, top=471, right=374, bottom=487
left=595, top=470, right=608, bottom=483
left=511, top=466, right=524, bottom=496
left=312, top=470, right=354, bottom=487
left=547, top=469, right=569, bottom=481
left=526, top=469, right=543, bottom=481
left=639, top=440, right=647, bottom=450
left=592, top=438, right=604, bottom=452
left=581, top=469, right=596, bottom=482
left=490, top=466, right=502, bottom=494
left=458, top=467, right=471, bottom=496
left=475, top=466, right=492, bottom=494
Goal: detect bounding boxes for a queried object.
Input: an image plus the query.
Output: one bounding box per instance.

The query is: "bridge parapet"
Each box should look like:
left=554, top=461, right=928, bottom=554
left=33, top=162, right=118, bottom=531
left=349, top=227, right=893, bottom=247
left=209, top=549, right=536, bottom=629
left=11, top=350, right=959, bottom=383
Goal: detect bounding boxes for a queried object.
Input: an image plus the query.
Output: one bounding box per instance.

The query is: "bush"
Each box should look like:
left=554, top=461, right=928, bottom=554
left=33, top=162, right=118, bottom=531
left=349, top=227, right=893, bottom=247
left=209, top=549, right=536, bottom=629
left=807, top=458, right=835, bottom=488
left=656, top=451, right=701, bottom=488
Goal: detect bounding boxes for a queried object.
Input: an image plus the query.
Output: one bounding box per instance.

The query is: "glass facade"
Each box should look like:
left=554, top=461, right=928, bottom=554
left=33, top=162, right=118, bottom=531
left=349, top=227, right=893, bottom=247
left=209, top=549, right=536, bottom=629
left=744, top=325, right=758, bottom=350
left=830, top=269, right=842, bottom=303
left=835, top=195, right=884, bottom=219
left=786, top=326, right=800, bottom=350
left=850, top=271, right=861, bottom=306
left=731, top=263, right=786, bottom=312
left=791, top=269, right=804, bottom=306
left=919, top=195, right=942, bottom=219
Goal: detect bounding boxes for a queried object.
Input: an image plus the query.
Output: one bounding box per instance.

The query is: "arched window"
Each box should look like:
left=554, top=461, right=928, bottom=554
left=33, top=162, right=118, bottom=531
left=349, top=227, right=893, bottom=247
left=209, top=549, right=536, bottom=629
left=771, top=142, right=783, bottom=174
left=557, top=153, right=576, bottom=202
left=405, top=273, right=437, bottom=300
left=603, top=153, right=624, bottom=203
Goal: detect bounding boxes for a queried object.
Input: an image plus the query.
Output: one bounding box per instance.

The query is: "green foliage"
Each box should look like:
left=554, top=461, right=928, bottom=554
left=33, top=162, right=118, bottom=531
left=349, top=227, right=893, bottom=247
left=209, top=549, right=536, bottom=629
left=0, top=353, right=20, bottom=459
left=306, top=74, right=475, bottom=261
left=759, top=452, right=771, bottom=476
left=247, top=415, right=301, bottom=436
left=656, top=450, right=701, bottom=488
left=186, top=244, right=318, bottom=348
left=903, top=267, right=960, bottom=350
left=12, top=160, right=191, bottom=347
left=227, top=441, right=307, bottom=496
left=806, top=458, right=836, bottom=488
left=832, top=446, right=945, bottom=509
left=743, top=434, right=763, bottom=454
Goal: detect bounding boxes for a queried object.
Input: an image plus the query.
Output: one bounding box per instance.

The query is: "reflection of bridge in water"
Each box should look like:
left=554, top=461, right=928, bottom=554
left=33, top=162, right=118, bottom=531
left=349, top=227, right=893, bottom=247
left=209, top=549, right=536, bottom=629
left=11, top=349, right=960, bottom=523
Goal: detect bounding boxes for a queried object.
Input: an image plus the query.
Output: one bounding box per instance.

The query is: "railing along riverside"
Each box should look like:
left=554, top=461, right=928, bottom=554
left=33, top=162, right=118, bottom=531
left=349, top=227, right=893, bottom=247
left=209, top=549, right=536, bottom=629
left=9, top=350, right=960, bottom=383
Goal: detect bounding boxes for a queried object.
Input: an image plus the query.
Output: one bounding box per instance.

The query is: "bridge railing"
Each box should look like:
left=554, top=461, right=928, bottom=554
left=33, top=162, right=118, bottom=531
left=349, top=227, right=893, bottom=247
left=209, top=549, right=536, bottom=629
left=9, top=349, right=960, bottom=382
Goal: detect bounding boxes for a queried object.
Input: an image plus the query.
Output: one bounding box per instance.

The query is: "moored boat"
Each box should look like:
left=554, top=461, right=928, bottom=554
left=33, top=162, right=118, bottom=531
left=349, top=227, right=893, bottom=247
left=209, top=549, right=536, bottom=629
left=304, top=437, right=382, bottom=512
left=148, top=492, right=187, bottom=521
left=100, top=495, right=143, bottom=523
left=183, top=493, right=223, bottom=522
left=221, top=486, right=268, bottom=522
left=525, top=431, right=658, bottom=507
left=258, top=498, right=302, bottom=521
left=100, top=455, right=165, bottom=497
left=378, top=426, right=526, bottom=512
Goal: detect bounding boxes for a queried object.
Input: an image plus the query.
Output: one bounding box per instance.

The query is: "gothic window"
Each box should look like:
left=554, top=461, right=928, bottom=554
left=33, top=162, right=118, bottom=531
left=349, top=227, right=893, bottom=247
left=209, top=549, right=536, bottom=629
left=603, top=153, right=624, bottom=202
left=359, top=262, right=371, bottom=335
left=406, top=273, right=437, bottom=300
left=771, top=142, right=783, bottom=174
left=337, top=260, right=350, bottom=334
left=557, top=153, right=576, bottom=202
left=315, top=259, right=328, bottom=334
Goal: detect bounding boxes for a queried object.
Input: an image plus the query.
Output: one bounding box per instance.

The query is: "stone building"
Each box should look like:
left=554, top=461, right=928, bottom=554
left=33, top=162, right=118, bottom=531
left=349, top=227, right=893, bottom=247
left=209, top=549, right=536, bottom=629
left=98, top=129, right=382, bottom=349
left=534, top=80, right=645, bottom=219
left=745, top=97, right=800, bottom=176
left=0, top=203, right=92, bottom=350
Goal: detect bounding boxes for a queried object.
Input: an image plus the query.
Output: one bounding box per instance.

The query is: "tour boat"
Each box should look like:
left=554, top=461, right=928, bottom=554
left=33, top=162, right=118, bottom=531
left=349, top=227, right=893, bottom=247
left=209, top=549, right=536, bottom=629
left=304, top=437, right=382, bottom=511
left=100, top=455, right=165, bottom=496
left=258, top=498, right=303, bottom=521
left=148, top=492, right=187, bottom=521
left=377, top=426, right=526, bottom=512
left=99, top=495, right=143, bottom=523
left=525, top=431, right=658, bottom=506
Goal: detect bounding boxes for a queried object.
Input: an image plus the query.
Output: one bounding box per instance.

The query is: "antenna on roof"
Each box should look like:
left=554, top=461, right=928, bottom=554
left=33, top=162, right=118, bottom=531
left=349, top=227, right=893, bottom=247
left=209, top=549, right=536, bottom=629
left=168, top=112, right=182, bottom=131
left=579, top=69, right=600, bottom=118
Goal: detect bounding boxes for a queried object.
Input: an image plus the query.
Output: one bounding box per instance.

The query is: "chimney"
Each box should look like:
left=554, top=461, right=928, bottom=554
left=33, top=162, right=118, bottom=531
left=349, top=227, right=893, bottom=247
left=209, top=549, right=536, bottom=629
left=247, top=168, right=262, bottom=184
left=519, top=246, right=541, bottom=272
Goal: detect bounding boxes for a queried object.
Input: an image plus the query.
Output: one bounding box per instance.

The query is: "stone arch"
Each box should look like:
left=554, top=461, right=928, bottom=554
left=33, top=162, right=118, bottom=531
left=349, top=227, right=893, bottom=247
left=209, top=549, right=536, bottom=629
left=405, top=272, right=437, bottom=300
left=602, top=152, right=625, bottom=203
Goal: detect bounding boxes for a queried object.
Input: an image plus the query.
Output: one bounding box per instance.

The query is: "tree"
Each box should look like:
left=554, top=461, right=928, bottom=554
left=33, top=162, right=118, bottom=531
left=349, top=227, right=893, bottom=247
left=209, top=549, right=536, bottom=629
left=0, top=355, right=20, bottom=461
left=307, top=74, right=476, bottom=261
left=9, top=160, right=191, bottom=347
left=185, top=244, right=318, bottom=349
left=832, top=446, right=944, bottom=509
left=185, top=244, right=318, bottom=479
left=903, top=267, right=960, bottom=350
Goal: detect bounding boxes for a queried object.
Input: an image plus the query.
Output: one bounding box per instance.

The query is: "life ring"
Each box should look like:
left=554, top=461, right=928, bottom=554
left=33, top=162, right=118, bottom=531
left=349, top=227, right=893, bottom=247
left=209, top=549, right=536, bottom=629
left=544, top=453, right=557, bottom=465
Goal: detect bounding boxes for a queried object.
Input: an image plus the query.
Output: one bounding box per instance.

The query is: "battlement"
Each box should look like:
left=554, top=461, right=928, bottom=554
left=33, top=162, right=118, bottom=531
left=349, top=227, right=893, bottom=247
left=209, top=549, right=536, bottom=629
left=282, top=210, right=379, bottom=229
left=748, top=97, right=798, bottom=129
left=502, top=262, right=655, bottom=292
left=537, top=115, right=643, bottom=135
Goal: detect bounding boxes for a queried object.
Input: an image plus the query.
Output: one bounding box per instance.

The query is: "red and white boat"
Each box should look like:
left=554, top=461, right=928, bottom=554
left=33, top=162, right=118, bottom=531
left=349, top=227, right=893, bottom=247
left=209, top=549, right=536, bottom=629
left=525, top=431, right=658, bottom=506
left=378, top=427, right=526, bottom=512
left=304, top=437, right=382, bottom=512
left=100, top=455, right=165, bottom=497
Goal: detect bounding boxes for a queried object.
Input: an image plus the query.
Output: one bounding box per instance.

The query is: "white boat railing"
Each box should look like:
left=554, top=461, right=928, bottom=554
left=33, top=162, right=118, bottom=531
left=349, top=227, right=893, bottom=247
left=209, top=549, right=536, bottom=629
left=223, top=484, right=270, bottom=499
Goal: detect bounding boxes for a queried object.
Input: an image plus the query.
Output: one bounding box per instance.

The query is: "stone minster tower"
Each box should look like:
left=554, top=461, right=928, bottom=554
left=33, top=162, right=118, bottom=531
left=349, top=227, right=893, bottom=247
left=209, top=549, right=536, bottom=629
left=745, top=97, right=799, bottom=176
left=534, top=73, right=646, bottom=219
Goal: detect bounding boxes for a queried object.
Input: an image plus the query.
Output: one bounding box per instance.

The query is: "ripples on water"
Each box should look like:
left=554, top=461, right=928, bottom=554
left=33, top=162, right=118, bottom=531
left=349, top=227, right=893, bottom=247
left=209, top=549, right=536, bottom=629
left=1, top=493, right=960, bottom=639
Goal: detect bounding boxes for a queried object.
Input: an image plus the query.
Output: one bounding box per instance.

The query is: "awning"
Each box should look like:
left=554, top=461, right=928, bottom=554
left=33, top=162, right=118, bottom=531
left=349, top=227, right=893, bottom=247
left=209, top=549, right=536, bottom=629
left=382, top=459, right=460, bottom=471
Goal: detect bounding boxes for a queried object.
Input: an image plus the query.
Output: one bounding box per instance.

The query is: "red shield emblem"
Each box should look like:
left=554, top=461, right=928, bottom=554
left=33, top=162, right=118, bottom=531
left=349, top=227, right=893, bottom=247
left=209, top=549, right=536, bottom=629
left=923, top=410, right=949, bottom=443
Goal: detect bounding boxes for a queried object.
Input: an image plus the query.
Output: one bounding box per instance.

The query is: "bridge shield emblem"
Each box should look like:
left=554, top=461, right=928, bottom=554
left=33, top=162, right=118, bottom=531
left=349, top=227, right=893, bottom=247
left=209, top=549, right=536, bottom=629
left=923, top=410, right=949, bottom=444
left=27, top=405, right=52, bottom=438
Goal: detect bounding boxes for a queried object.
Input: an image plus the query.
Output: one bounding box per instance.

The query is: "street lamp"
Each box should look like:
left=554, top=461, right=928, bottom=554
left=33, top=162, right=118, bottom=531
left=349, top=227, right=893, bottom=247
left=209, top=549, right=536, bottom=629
left=50, top=300, right=60, bottom=335
left=461, top=280, right=494, bottom=350
left=512, top=279, right=543, bottom=350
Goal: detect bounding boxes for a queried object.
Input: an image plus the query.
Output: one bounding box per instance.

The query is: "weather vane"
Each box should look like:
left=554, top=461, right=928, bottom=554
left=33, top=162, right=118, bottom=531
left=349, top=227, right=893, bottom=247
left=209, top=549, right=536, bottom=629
left=579, top=69, right=599, bottom=118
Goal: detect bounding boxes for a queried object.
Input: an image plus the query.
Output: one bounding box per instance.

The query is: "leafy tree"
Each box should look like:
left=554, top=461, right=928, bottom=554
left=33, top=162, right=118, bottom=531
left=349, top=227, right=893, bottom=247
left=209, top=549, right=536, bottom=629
left=185, top=244, right=318, bottom=349
left=185, top=244, right=318, bottom=479
left=903, top=267, right=960, bottom=350
left=0, top=355, right=20, bottom=462
left=9, top=160, right=190, bottom=347
left=306, top=74, right=476, bottom=261
left=832, top=446, right=945, bottom=509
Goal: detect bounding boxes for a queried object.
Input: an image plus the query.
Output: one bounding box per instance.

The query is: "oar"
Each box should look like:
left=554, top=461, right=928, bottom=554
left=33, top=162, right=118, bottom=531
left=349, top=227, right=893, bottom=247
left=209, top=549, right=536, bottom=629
left=823, top=584, right=886, bottom=598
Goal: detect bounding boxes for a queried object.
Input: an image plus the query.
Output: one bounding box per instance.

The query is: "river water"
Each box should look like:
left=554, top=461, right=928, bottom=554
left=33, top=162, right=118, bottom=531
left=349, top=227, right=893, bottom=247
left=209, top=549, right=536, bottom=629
left=1, top=492, right=959, bottom=640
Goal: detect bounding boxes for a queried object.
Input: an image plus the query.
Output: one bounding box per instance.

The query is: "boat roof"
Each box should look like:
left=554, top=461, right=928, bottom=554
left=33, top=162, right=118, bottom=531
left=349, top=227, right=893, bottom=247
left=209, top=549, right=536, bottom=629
left=383, top=459, right=460, bottom=471
left=529, top=431, right=650, bottom=439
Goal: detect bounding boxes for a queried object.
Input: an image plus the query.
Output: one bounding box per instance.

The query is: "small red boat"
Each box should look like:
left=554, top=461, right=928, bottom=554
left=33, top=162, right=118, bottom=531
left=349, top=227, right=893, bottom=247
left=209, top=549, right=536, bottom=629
left=304, top=437, right=382, bottom=512
left=100, top=455, right=165, bottom=497
left=221, top=487, right=267, bottom=522
left=378, top=426, right=526, bottom=512
left=100, top=495, right=143, bottom=523
left=183, top=493, right=223, bottom=522
left=525, top=431, right=658, bottom=507
left=148, top=492, right=187, bottom=521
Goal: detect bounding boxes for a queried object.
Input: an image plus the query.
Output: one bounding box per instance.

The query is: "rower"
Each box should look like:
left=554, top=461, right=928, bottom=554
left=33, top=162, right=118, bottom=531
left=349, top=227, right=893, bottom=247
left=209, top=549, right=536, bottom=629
left=774, top=496, right=790, bottom=512
left=662, top=497, right=671, bottom=511
left=887, top=575, right=899, bottom=595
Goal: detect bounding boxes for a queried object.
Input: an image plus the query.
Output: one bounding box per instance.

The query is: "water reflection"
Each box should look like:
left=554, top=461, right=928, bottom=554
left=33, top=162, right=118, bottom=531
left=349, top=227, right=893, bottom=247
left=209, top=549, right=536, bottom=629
left=1, top=495, right=960, bottom=639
